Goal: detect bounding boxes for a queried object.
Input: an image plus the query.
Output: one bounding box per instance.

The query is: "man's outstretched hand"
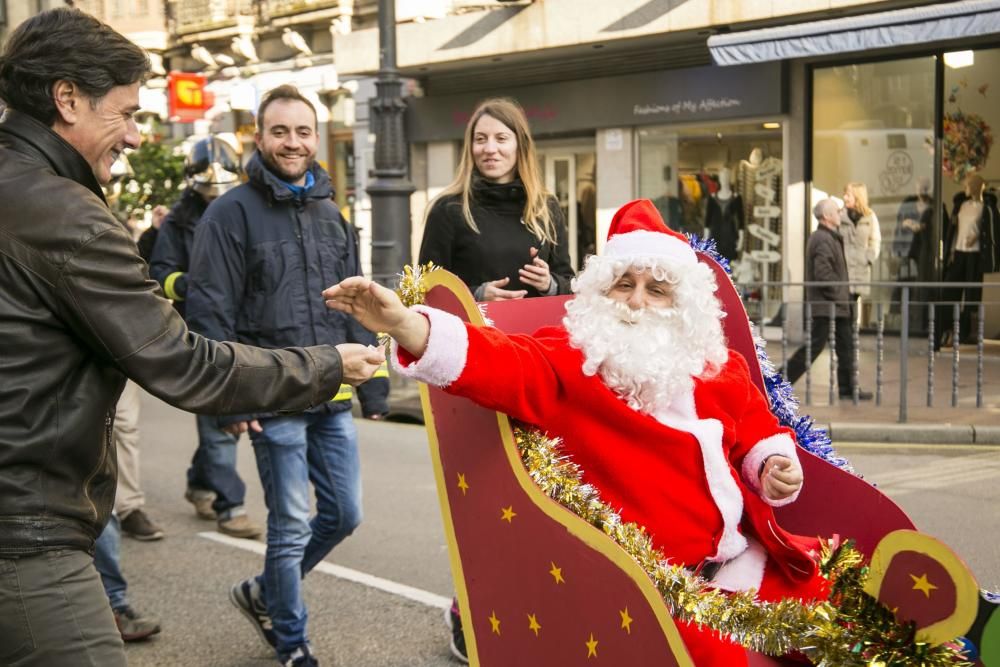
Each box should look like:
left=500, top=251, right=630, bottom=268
left=335, top=343, right=386, bottom=385
left=324, top=277, right=430, bottom=357
left=760, top=455, right=803, bottom=502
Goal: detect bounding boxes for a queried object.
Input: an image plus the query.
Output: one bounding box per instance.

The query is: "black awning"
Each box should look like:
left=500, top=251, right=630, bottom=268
left=708, top=0, right=1000, bottom=66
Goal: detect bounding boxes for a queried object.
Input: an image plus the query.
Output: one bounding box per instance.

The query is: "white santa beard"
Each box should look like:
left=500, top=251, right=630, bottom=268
left=565, top=294, right=725, bottom=413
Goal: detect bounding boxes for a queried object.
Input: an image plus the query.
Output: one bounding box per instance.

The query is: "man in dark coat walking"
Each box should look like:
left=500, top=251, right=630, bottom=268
left=785, top=198, right=871, bottom=400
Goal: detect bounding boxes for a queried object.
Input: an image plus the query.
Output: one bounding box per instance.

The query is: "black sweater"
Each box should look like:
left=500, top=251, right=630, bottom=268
left=418, top=178, right=574, bottom=298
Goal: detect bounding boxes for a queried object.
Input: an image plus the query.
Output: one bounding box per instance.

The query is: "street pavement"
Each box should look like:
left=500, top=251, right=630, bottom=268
left=119, top=392, right=1000, bottom=666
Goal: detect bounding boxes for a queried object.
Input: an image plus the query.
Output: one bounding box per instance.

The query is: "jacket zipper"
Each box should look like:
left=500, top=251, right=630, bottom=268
left=80, top=411, right=113, bottom=523
left=294, top=209, right=319, bottom=346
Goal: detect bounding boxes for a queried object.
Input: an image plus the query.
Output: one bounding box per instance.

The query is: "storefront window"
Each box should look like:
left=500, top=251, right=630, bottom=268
left=812, top=57, right=936, bottom=328
left=941, top=48, right=1000, bottom=341
left=637, top=122, right=783, bottom=321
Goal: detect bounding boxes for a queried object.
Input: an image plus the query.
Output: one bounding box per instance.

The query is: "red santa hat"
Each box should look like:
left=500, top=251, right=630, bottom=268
left=603, top=199, right=697, bottom=268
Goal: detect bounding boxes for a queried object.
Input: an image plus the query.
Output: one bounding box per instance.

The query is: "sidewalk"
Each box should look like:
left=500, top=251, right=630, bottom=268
left=763, top=333, right=1000, bottom=445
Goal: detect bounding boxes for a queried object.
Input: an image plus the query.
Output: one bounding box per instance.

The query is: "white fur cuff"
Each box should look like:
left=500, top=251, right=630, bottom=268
left=710, top=536, right=767, bottom=593
left=390, top=305, right=468, bottom=387
left=741, top=433, right=801, bottom=507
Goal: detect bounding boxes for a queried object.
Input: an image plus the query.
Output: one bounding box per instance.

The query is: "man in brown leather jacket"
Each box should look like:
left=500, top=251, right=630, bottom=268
left=0, top=9, right=384, bottom=666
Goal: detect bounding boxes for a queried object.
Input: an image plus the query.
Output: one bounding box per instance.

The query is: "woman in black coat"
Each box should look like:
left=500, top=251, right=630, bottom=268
left=419, top=97, right=574, bottom=301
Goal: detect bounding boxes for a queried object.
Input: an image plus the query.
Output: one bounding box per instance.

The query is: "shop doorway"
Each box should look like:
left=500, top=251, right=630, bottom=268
left=538, top=145, right=597, bottom=271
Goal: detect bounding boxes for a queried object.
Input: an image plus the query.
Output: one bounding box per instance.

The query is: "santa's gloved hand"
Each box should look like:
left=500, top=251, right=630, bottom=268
left=760, top=455, right=803, bottom=502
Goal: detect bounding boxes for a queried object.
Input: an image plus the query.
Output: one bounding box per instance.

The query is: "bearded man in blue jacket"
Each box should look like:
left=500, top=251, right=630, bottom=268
left=186, top=84, right=388, bottom=667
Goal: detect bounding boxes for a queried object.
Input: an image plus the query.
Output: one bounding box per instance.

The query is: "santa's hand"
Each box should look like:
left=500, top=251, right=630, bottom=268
left=760, top=455, right=802, bottom=501
left=518, top=247, right=552, bottom=293
left=482, top=277, right=527, bottom=301
left=324, top=277, right=430, bottom=357
left=324, top=277, right=408, bottom=333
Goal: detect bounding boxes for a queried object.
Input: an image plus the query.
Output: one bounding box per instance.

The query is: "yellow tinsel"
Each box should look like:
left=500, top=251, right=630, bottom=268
left=396, top=264, right=969, bottom=666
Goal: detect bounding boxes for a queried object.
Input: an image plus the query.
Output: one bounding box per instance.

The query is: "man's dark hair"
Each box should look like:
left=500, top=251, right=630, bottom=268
left=0, top=8, right=150, bottom=126
left=256, top=84, right=317, bottom=133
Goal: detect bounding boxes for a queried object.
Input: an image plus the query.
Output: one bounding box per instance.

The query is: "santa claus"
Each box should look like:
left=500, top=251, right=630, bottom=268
left=324, top=199, right=829, bottom=665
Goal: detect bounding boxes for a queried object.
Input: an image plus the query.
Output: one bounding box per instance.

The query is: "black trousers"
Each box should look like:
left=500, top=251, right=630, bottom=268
left=935, top=251, right=982, bottom=347
left=785, top=315, right=855, bottom=392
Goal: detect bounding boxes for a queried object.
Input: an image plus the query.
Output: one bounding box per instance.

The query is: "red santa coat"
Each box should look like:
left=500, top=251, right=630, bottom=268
left=395, top=305, right=820, bottom=592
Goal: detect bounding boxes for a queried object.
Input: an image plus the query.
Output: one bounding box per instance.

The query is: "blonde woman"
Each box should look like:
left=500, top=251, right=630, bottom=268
left=419, top=97, right=574, bottom=302
left=840, top=182, right=882, bottom=301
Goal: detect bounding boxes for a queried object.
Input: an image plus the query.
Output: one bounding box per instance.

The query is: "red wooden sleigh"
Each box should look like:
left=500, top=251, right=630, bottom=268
left=416, top=255, right=981, bottom=666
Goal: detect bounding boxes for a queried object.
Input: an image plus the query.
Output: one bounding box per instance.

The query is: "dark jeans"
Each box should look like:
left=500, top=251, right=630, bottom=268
left=935, top=251, right=983, bottom=346
left=785, top=314, right=855, bottom=392
left=94, top=514, right=128, bottom=610
left=187, top=414, right=246, bottom=515
left=0, top=549, right=125, bottom=666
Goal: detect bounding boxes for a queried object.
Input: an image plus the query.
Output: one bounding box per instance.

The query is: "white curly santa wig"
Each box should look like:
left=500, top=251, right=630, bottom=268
left=564, top=199, right=729, bottom=412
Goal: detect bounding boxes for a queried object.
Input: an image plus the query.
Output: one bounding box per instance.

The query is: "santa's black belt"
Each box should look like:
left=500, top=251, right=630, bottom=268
left=687, top=558, right=726, bottom=582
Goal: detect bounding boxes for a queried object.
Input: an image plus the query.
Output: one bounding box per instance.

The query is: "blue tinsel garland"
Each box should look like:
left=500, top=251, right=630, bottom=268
left=686, top=234, right=856, bottom=475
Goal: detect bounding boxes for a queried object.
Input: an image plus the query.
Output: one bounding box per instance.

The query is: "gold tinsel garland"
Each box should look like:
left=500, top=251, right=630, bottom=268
left=396, top=264, right=969, bottom=666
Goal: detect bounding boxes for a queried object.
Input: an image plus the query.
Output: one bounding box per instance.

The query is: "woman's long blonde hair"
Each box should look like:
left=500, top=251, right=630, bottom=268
left=844, top=182, right=873, bottom=218
left=425, top=97, right=557, bottom=244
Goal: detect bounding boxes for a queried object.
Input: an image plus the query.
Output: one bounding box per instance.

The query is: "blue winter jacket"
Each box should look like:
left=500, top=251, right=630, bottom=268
left=185, top=153, right=388, bottom=421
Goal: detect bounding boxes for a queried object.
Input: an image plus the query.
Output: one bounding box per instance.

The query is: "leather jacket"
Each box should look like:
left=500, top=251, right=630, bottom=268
left=0, top=110, right=345, bottom=555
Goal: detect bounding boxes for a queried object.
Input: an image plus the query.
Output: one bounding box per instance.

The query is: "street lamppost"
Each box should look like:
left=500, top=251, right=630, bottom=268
left=367, top=0, right=414, bottom=286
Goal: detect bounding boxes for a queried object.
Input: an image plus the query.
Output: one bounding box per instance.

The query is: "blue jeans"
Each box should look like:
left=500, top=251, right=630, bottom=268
left=249, top=410, right=362, bottom=656
left=187, top=414, right=245, bottom=515
left=94, top=514, right=128, bottom=610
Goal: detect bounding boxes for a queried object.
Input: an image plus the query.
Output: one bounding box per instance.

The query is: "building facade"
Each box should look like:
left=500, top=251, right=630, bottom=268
left=334, top=0, right=1000, bottom=339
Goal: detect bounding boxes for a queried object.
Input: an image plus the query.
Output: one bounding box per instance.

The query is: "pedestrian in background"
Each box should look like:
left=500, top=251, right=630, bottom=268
left=109, top=203, right=169, bottom=541
left=149, top=136, right=263, bottom=539
left=94, top=514, right=162, bottom=642
left=419, top=97, right=574, bottom=303
left=840, top=181, right=881, bottom=326
left=785, top=199, right=872, bottom=400
left=416, top=96, right=574, bottom=663
left=0, top=11, right=383, bottom=666
left=185, top=84, right=388, bottom=667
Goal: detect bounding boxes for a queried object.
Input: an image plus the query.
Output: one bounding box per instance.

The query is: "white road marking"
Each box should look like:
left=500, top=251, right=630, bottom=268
left=199, top=532, right=451, bottom=610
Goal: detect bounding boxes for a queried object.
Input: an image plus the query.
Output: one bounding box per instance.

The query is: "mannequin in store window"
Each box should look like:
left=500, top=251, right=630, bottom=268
left=936, top=173, right=999, bottom=348
left=705, top=167, right=744, bottom=262
left=652, top=180, right=684, bottom=233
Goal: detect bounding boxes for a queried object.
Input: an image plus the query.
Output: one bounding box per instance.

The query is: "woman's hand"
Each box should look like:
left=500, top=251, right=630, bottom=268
left=518, top=246, right=552, bottom=293
left=760, top=455, right=803, bottom=502
left=481, top=277, right=527, bottom=301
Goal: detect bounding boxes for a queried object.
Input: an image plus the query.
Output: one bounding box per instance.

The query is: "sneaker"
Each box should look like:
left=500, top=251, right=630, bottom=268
left=281, top=645, right=319, bottom=666
left=229, top=578, right=277, bottom=650
left=113, top=605, right=162, bottom=642
left=184, top=488, right=217, bottom=520
left=218, top=514, right=263, bottom=540
left=120, top=509, right=165, bottom=541
left=444, top=602, right=469, bottom=663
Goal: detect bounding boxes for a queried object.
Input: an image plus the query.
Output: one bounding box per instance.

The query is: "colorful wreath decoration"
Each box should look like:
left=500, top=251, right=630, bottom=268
left=943, top=110, right=993, bottom=182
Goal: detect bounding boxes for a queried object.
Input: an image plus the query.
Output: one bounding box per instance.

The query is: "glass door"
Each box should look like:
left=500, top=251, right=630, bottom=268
left=539, top=147, right=597, bottom=271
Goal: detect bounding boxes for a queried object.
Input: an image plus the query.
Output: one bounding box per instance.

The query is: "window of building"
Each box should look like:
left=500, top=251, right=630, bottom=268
left=813, top=51, right=1000, bottom=338
left=941, top=47, right=1000, bottom=340
left=812, top=57, right=936, bottom=328
left=637, top=121, right=783, bottom=322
